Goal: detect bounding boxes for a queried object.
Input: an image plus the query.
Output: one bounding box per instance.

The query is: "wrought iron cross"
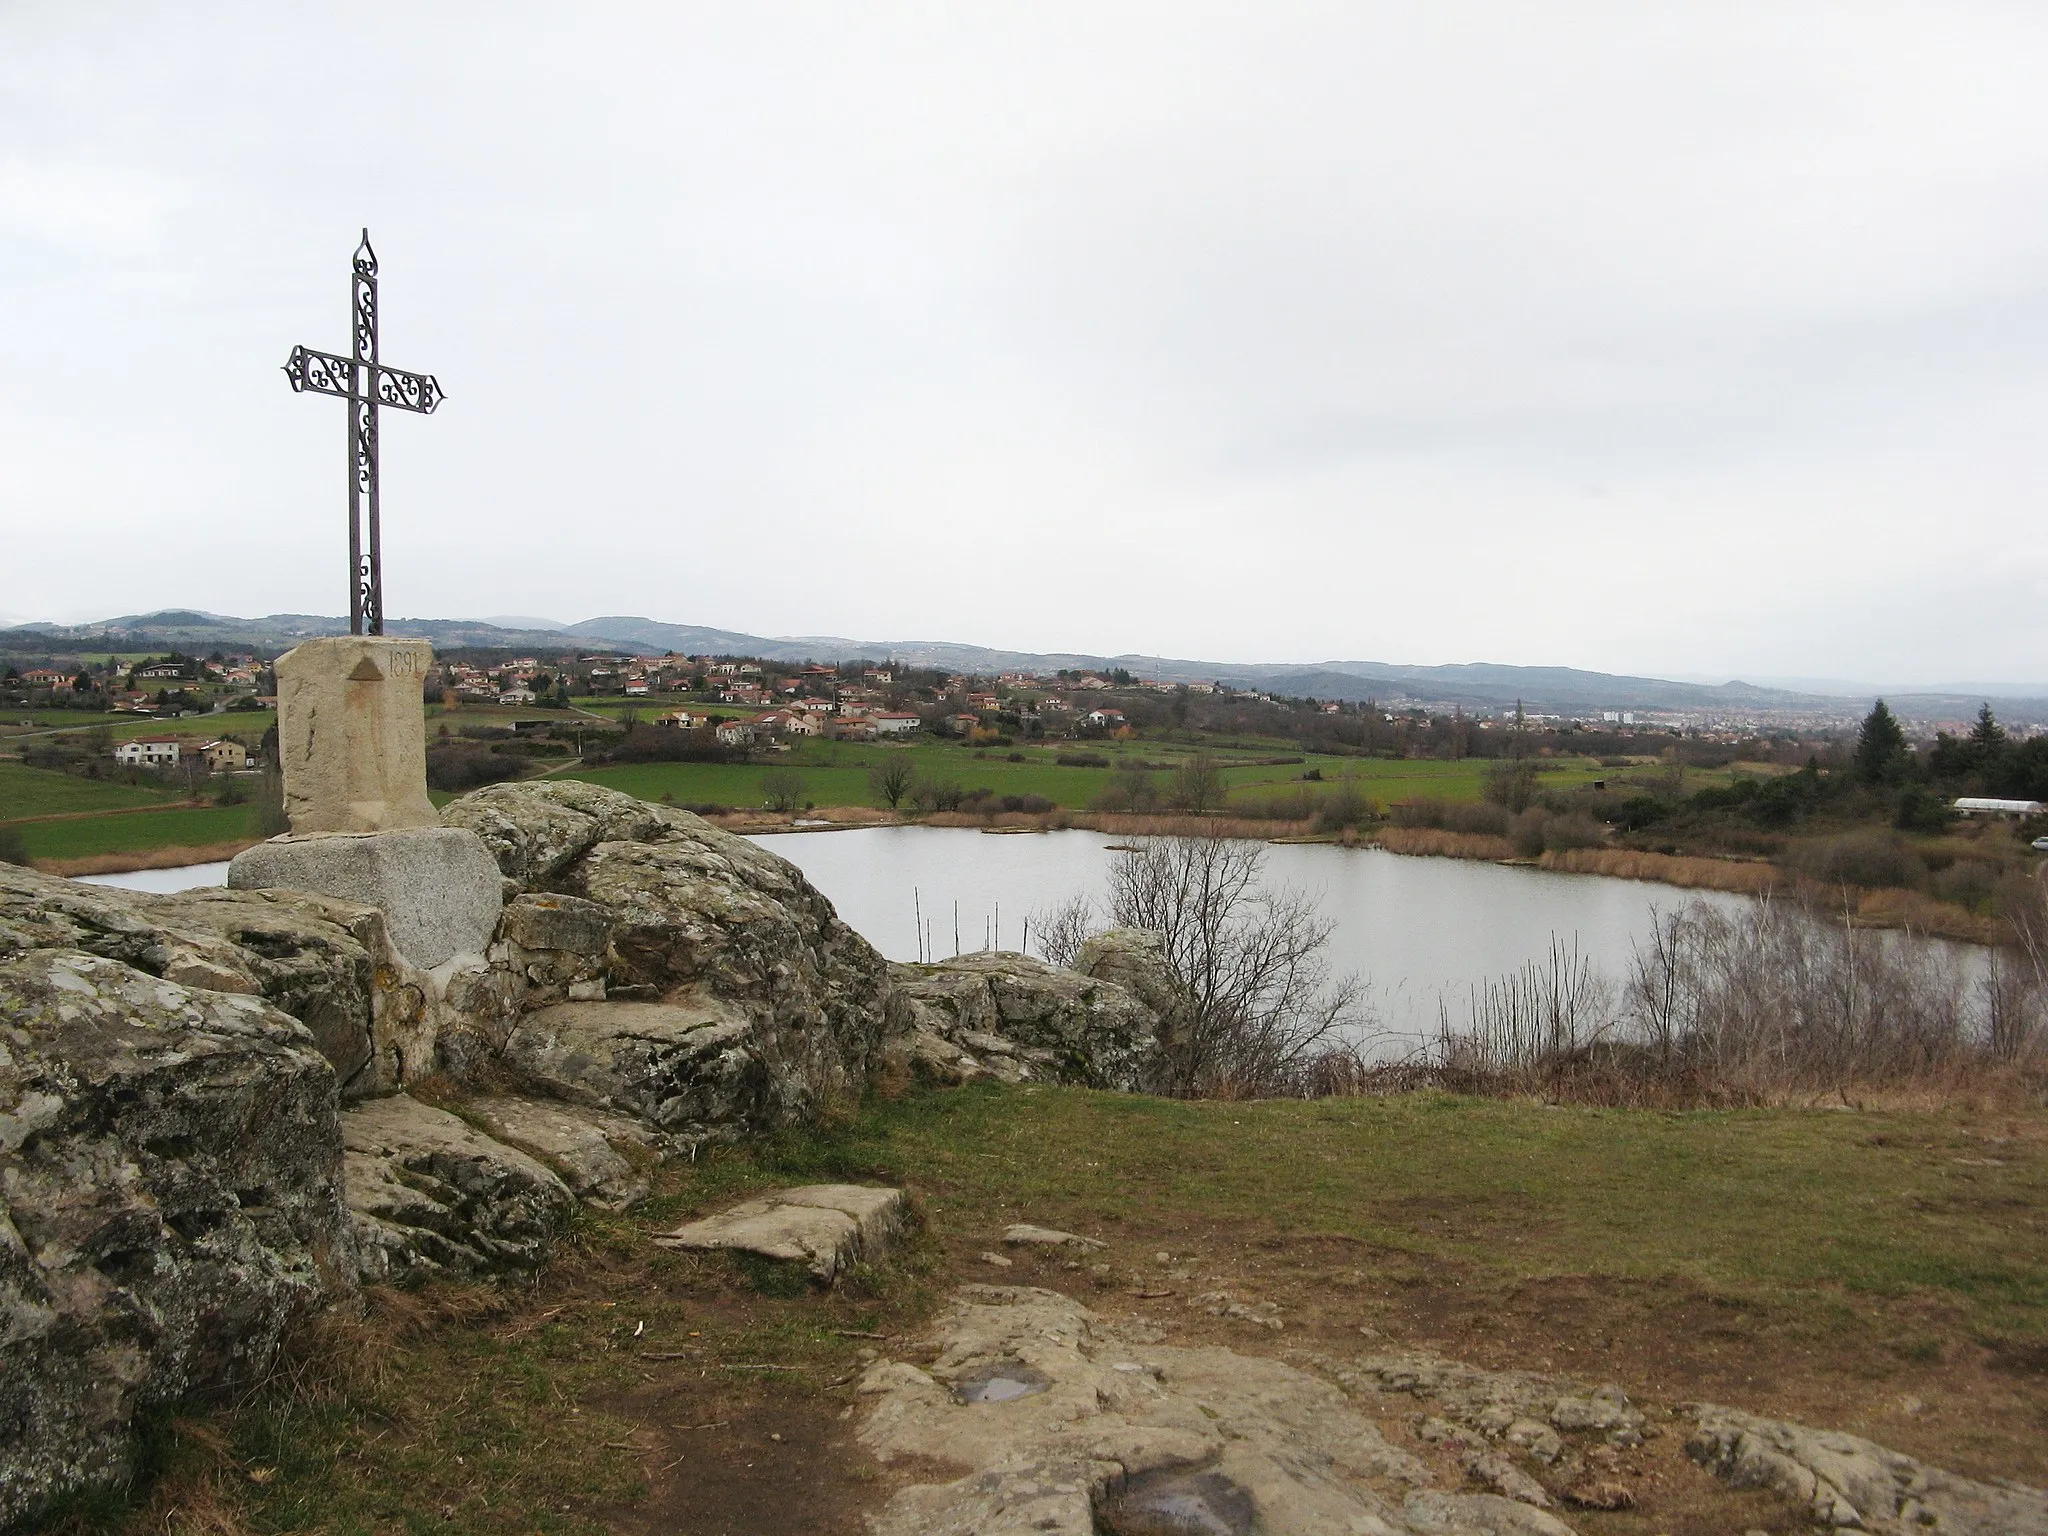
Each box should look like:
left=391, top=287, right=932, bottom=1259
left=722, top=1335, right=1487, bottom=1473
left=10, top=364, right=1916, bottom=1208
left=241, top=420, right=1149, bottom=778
left=283, top=230, right=444, bottom=635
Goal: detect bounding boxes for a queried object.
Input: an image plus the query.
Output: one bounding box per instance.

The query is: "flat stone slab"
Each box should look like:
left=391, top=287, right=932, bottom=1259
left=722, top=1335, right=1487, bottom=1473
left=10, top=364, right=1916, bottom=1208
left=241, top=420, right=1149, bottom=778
left=1001, top=1223, right=1105, bottom=1251
left=657, top=1184, right=907, bottom=1283
left=462, top=1094, right=662, bottom=1210
left=229, top=825, right=503, bottom=969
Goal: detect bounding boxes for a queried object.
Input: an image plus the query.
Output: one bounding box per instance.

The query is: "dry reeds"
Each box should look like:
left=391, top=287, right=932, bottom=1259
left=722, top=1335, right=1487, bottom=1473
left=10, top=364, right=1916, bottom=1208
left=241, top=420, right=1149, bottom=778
left=1376, top=826, right=1516, bottom=861
left=1539, top=846, right=1779, bottom=894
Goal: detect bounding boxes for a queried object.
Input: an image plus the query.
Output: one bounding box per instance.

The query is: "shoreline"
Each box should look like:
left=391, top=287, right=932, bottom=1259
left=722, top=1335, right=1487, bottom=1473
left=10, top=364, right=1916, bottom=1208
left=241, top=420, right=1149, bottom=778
left=36, top=804, right=2007, bottom=947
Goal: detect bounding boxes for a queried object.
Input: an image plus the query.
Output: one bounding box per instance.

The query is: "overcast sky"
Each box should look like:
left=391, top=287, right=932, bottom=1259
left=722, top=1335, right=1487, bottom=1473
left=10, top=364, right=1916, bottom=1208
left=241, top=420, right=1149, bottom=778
left=4, top=4, right=2046, bottom=683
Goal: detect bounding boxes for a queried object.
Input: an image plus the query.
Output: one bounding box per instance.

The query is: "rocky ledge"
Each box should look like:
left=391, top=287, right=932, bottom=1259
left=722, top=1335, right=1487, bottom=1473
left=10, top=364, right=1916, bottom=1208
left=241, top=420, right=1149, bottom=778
left=860, top=1286, right=2048, bottom=1536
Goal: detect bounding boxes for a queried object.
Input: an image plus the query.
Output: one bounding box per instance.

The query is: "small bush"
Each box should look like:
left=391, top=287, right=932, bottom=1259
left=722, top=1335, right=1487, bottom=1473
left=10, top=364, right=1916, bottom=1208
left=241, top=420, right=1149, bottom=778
left=1312, top=783, right=1372, bottom=833
left=1796, top=832, right=1928, bottom=891
left=1057, top=752, right=1109, bottom=768
left=0, top=825, right=30, bottom=866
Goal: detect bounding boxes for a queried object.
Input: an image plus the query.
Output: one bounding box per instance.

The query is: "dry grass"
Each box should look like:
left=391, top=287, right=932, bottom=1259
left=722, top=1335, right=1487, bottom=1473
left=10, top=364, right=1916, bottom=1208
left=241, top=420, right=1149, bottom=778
left=35, top=840, right=262, bottom=877
left=1838, top=883, right=2010, bottom=946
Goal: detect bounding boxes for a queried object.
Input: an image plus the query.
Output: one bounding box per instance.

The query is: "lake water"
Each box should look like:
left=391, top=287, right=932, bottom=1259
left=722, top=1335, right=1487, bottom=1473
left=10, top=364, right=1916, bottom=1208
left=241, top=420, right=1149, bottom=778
left=756, top=827, right=1758, bottom=1043
left=78, top=832, right=1783, bottom=1045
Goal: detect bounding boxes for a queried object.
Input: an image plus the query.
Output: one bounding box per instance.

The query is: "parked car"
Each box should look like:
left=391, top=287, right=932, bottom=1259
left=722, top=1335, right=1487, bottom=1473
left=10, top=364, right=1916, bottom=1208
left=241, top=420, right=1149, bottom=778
left=2031, top=836, right=2048, bottom=851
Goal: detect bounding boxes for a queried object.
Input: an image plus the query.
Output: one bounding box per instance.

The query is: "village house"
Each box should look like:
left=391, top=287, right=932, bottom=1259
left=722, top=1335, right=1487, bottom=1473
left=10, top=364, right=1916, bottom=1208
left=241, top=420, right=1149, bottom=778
left=830, top=716, right=877, bottom=742
left=497, top=687, right=537, bottom=706
left=657, top=709, right=704, bottom=729
left=780, top=711, right=823, bottom=737
left=714, top=719, right=755, bottom=747
left=1085, top=708, right=1127, bottom=729
left=872, top=711, right=921, bottom=737
left=945, top=713, right=981, bottom=736
left=196, top=739, right=249, bottom=771
left=114, top=735, right=183, bottom=768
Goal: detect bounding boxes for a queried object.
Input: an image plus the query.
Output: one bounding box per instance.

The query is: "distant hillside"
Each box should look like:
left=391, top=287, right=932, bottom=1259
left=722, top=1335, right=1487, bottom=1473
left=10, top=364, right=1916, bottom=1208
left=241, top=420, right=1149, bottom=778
left=8, top=608, right=2045, bottom=723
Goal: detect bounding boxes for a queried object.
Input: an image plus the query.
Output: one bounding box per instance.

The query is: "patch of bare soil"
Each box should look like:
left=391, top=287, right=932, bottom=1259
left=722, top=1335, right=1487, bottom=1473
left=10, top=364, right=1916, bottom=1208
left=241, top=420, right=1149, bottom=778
left=591, top=1383, right=874, bottom=1536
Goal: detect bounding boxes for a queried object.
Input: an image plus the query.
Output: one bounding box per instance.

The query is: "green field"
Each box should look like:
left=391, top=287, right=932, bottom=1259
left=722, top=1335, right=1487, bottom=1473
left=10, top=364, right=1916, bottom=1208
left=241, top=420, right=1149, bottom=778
left=0, top=709, right=275, bottom=742
left=0, top=761, right=181, bottom=819
left=567, top=740, right=1614, bottom=813
left=5, top=803, right=261, bottom=861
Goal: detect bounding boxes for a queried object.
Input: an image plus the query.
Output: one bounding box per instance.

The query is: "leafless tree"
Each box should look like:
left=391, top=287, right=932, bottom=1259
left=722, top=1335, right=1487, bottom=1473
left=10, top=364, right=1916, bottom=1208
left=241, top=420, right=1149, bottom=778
left=1105, top=836, right=1364, bottom=1096
left=869, top=758, right=915, bottom=809
left=1167, top=751, right=1226, bottom=814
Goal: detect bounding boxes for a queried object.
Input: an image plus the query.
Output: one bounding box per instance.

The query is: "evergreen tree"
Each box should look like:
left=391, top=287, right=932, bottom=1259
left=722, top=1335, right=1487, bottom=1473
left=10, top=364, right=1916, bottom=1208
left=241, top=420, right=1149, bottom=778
left=1854, top=699, right=1909, bottom=784
left=1969, top=701, right=2007, bottom=753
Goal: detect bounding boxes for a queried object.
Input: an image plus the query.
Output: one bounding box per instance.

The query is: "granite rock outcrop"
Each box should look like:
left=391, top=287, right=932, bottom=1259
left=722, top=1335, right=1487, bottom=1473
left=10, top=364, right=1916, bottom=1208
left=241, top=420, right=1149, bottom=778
left=0, top=948, right=350, bottom=1526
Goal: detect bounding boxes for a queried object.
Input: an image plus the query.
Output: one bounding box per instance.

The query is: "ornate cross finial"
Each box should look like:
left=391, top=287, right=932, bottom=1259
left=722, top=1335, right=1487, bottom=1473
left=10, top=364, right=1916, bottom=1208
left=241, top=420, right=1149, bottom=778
left=284, top=230, right=443, bottom=635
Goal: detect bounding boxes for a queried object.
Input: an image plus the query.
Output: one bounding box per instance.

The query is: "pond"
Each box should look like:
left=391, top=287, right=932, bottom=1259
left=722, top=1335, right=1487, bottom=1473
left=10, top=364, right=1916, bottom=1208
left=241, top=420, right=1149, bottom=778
left=755, top=827, right=1757, bottom=1044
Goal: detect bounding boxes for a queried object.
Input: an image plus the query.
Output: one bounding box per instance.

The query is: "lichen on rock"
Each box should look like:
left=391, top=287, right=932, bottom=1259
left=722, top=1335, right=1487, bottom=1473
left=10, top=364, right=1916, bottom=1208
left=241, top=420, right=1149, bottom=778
left=0, top=947, right=351, bottom=1526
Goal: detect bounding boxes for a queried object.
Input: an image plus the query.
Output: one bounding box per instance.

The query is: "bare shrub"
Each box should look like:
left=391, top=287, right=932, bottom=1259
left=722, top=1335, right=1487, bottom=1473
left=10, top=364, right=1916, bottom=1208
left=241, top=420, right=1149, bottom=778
left=1433, top=939, right=1615, bottom=1089
left=1106, top=836, right=1365, bottom=1096
left=1540, top=812, right=1606, bottom=852
left=1509, top=808, right=1548, bottom=858
left=1483, top=759, right=1540, bottom=813
left=908, top=774, right=966, bottom=813
left=759, top=768, right=805, bottom=813
left=1029, top=893, right=1097, bottom=968
left=1166, top=751, right=1225, bottom=814
left=1413, top=893, right=2046, bottom=1105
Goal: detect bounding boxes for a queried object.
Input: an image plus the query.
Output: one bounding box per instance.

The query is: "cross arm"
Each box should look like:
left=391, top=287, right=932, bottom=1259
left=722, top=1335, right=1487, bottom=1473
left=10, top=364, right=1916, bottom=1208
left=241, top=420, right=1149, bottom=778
left=283, top=345, right=446, bottom=414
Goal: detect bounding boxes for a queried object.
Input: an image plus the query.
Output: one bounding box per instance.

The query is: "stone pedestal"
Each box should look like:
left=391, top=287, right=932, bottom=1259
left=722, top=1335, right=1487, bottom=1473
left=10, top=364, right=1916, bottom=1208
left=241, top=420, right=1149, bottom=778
left=275, top=635, right=436, bottom=835
left=229, top=826, right=503, bottom=969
